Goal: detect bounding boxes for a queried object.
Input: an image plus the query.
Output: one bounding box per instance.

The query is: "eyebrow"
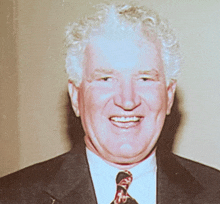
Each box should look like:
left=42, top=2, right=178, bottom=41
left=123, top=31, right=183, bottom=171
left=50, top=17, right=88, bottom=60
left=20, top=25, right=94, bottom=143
left=92, top=68, right=115, bottom=75
left=91, top=68, right=159, bottom=75
left=138, top=69, right=159, bottom=75
left=138, top=69, right=160, bottom=78
left=137, top=69, right=160, bottom=80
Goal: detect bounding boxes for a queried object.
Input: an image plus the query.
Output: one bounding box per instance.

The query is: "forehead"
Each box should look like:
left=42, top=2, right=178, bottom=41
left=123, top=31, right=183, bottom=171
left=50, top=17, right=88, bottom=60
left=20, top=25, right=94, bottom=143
left=84, top=30, right=163, bottom=74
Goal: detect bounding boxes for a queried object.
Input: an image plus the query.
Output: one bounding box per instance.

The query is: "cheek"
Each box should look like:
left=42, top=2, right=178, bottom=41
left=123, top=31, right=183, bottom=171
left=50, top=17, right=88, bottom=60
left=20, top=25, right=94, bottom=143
left=139, top=85, right=167, bottom=111
left=81, top=85, right=115, bottom=115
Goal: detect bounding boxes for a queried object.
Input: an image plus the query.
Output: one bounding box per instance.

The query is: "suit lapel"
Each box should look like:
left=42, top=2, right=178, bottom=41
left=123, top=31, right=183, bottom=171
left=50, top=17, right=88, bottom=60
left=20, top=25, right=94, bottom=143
left=44, top=143, right=97, bottom=204
left=156, top=151, right=204, bottom=204
left=43, top=144, right=209, bottom=204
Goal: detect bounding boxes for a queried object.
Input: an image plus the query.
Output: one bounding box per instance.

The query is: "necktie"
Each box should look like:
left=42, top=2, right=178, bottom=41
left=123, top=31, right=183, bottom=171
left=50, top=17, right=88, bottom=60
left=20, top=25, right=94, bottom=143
left=111, top=170, right=138, bottom=204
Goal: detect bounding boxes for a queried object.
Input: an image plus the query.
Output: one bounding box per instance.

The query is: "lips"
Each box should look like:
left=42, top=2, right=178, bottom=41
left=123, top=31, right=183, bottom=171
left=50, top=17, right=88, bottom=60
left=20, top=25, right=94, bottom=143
left=109, top=116, right=143, bottom=128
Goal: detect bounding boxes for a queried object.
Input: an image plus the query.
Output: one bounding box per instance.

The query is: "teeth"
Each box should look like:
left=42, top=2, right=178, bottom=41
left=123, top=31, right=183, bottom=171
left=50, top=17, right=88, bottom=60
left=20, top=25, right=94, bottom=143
left=111, top=116, right=140, bottom=122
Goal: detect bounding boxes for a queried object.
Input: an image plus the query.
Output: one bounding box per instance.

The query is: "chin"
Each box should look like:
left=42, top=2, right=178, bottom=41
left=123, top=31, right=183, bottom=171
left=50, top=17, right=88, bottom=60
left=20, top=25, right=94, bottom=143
left=109, top=146, right=145, bottom=162
left=112, top=155, right=144, bottom=166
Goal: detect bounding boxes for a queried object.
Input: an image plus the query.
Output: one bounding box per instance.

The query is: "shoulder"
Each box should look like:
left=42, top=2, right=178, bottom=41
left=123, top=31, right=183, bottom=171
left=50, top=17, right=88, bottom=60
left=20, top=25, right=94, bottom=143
left=173, top=154, right=220, bottom=190
left=0, top=143, right=87, bottom=203
left=0, top=152, right=68, bottom=202
left=0, top=152, right=67, bottom=186
left=157, top=152, right=220, bottom=203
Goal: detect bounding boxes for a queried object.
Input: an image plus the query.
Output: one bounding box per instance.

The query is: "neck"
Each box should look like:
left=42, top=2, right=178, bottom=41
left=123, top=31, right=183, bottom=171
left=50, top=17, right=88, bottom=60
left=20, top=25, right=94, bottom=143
left=105, top=149, right=156, bottom=170
left=85, top=138, right=156, bottom=170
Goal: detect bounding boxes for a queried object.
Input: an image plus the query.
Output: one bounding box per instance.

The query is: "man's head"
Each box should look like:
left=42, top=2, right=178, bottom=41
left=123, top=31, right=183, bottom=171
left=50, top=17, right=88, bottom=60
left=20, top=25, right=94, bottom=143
left=66, top=3, right=179, bottom=167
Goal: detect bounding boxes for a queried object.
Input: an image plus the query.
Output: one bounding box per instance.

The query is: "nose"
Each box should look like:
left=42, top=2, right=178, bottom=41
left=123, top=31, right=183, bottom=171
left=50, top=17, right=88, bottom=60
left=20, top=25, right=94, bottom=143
left=114, top=80, right=141, bottom=110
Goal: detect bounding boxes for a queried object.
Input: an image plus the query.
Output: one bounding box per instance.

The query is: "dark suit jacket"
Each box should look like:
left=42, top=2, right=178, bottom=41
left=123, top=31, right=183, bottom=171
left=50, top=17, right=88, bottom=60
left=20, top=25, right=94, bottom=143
left=0, top=143, right=220, bottom=204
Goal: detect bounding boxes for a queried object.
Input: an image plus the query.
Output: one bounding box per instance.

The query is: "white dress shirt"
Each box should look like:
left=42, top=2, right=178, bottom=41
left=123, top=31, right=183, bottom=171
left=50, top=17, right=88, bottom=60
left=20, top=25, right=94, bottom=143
left=86, top=148, right=157, bottom=204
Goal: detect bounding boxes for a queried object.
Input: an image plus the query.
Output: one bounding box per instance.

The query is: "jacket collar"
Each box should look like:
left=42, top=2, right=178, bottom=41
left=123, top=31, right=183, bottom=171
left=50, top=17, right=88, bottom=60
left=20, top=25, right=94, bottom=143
left=44, top=143, right=97, bottom=204
left=44, top=144, right=205, bottom=204
left=156, top=150, right=204, bottom=204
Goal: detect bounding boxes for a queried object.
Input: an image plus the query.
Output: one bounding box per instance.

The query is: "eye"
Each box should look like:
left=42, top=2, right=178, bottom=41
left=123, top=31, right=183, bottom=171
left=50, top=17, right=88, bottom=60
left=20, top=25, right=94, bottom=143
left=141, top=77, right=149, bottom=81
left=100, top=77, right=112, bottom=82
left=139, top=76, right=152, bottom=81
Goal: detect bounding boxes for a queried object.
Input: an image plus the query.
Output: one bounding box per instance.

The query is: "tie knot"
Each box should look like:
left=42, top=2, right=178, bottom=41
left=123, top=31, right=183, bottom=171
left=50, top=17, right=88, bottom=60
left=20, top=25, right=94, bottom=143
left=116, top=170, right=133, bottom=190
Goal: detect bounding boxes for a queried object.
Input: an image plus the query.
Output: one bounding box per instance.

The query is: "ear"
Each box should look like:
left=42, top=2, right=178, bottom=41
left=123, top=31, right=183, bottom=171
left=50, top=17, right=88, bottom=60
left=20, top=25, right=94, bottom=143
left=68, top=81, right=80, bottom=117
left=166, top=79, right=177, bottom=115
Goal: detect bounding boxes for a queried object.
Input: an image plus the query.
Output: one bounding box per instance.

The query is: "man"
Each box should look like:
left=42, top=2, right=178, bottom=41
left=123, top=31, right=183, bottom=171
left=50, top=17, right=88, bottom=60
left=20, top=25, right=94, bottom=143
left=0, top=3, right=220, bottom=204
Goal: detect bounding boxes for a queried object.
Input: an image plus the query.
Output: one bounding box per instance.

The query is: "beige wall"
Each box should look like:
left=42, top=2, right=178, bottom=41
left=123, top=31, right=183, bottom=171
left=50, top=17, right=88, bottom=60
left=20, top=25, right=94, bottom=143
left=0, top=0, right=20, bottom=177
left=1, top=0, right=220, bottom=177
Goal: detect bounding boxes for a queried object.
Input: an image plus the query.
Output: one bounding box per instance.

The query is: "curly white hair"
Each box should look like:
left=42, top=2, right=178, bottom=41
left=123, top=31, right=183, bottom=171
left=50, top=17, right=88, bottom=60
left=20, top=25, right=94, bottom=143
left=65, top=3, right=181, bottom=87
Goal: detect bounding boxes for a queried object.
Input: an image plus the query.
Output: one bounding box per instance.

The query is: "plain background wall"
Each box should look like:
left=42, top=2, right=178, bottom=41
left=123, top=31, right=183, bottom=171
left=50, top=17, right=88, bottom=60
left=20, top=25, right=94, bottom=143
left=0, top=0, right=220, bottom=177
left=0, top=0, right=19, bottom=177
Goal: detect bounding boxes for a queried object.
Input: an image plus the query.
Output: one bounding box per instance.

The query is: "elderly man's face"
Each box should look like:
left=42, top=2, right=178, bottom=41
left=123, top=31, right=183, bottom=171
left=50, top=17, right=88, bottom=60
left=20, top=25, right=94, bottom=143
left=68, top=33, right=176, bottom=165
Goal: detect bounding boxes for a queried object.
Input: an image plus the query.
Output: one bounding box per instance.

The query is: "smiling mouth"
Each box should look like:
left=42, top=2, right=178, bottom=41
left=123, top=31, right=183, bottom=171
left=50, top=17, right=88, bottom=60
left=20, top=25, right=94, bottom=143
left=109, top=116, right=143, bottom=129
